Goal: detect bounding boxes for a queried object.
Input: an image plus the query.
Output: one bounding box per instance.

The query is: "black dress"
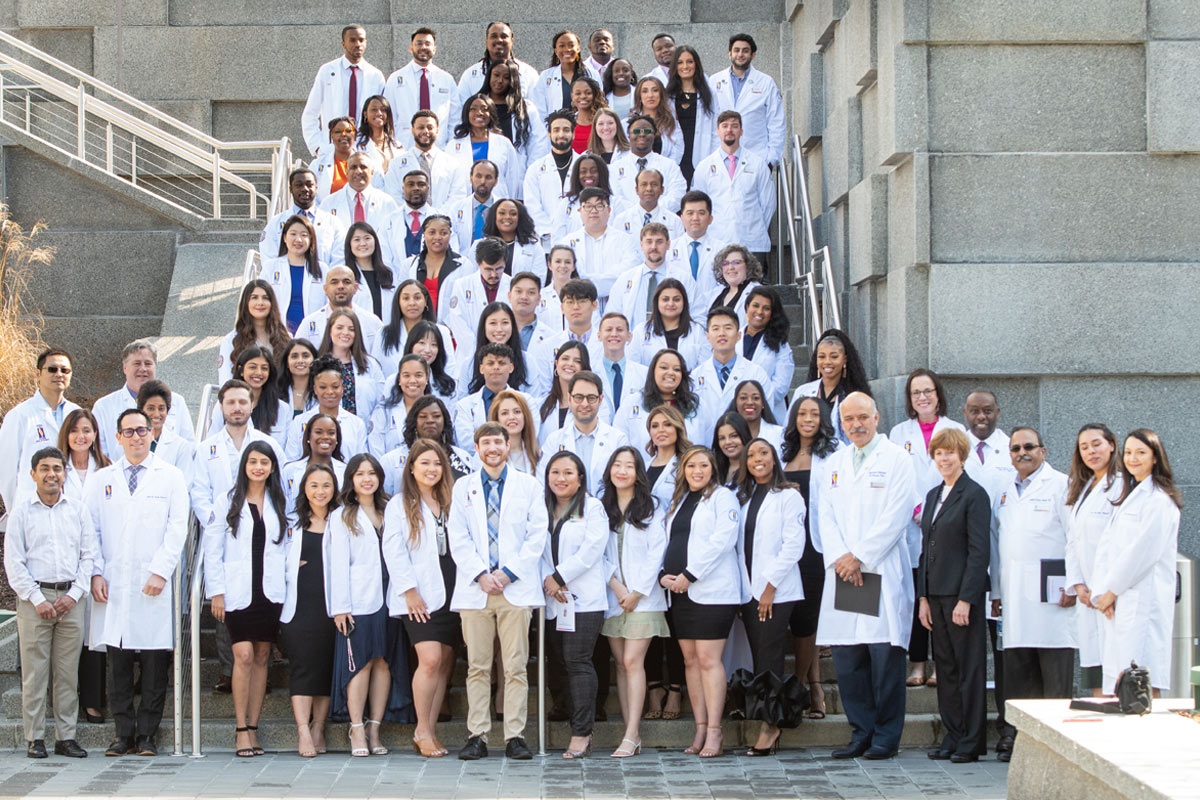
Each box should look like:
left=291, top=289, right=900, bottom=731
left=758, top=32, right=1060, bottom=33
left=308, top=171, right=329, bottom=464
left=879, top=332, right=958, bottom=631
left=675, top=92, right=698, bottom=186
left=664, top=490, right=738, bottom=640
left=401, top=514, right=460, bottom=646
left=785, top=469, right=824, bottom=638
left=224, top=503, right=283, bottom=644
left=281, top=528, right=337, bottom=696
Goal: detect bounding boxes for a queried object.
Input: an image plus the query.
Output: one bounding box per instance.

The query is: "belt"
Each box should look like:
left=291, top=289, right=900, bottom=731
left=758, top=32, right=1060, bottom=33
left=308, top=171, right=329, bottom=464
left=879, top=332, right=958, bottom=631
left=36, top=581, right=72, bottom=591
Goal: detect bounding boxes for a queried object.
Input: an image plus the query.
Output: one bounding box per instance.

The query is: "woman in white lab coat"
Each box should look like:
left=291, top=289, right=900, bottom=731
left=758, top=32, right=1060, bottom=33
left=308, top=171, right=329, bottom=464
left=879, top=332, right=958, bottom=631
left=326, top=453, right=415, bottom=756
left=484, top=60, right=548, bottom=183
left=378, top=397, right=475, bottom=495
left=137, top=380, right=195, bottom=478
left=600, top=446, right=670, bottom=757
left=217, top=279, right=292, bottom=385
left=367, top=355, right=431, bottom=457
left=381, top=439, right=459, bottom=758
left=541, top=451, right=611, bottom=758
left=727, top=380, right=784, bottom=453
left=781, top=395, right=840, bottom=718
left=378, top=280, right=456, bottom=382
left=261, top=215, right=328, bottom=334
left=534, top=341, right=613, bottom=445
left=281, top=462, right=340, bottom=757
left=204, top=442, right=290, bottom=758
left=630, top=279, right=711, bottom=369
left=664, top=46, right=717, bottom=185
left=56, top=409, right=111, bottom=724
left=286, top=357, right=368, bottom=481
left=316, top=308, right=388, bottom=423
left=740, top=286, right=794, bottom=422
left=401, top=320, right=460, bottom=406
left=209, top=347, right=292, bottom=444
left=629, top=76, right=682, bottom=162
left=480, top=199, right=546, bottom=273
left=1091, top=429, right=1183, bottom=694
left=531, top=31, right=603, bottom=119
left=888, top=368, right=966, bottom=687
left=661, top=446, right=742, bottom=758
left=447, top=94, right=521, bottom=199
left=280, top=413, right=346, bottom=513
left=343, top=221, right=398, bottom=324
left=489, top=390, right=541, bottom=474
left=1064, top=423, right=1122, bottom=696
left=792, top=328, right=871, bottom=444
left=734, top=439, right=806, bottom=755
left=277, top=339, right=318, bottom=420
left=614, top=349, right=704, bottom=455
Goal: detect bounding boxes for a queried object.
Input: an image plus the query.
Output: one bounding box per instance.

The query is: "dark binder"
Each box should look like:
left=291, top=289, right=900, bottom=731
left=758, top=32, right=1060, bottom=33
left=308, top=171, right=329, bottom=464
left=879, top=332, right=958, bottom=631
left=834, top=571, right=882, bottom=617
left=1040, top=558, right=1067, bottom=603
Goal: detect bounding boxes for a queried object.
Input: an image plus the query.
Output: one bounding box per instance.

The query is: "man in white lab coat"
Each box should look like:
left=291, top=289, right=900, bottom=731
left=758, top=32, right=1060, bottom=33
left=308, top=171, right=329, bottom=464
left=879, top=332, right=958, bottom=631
left=990, top=427, right=1076, bottom=761
left=92, top=341, right=194, bottom=459
left=259, top=168, right=348, bottom=267
left=0, top=348, right=80, bottom=512
left=816, top=392, right=918, bottom=760
left=611, top=223, right=691, bottom=333
left=692, top=307, right=773, bottom=445
left=442, top=238, right=512, bottom=353
left=301, top=25, right=386, bottom=157
left=556, top=187, right=640, bottom=301
left=709, top=34, right=786, bottom=166
left=456, top=22, right=541, bottom=104
left=523, top=111, right=579, bottom=248
left=538, top=372, right=629, bottom=496
left=610, top=117, right=687, bottom=212
left=446, top=160, right=502, bottom=257
left=295, top=266, right=385, bottom=358
left=83, top=408, right=189, bottom=757
left=691, top=111, right=776, bottom=264
left=383, top=112, right=468, bottom=212
left=665, top=191, right=729, bottom=311
left=595, top=312, right=648, bottom=418
left=647, top=34, right=675, bottom=87
left=319, top=152, right=399, bottom=231
left=384, top=28, right=459, bottom=148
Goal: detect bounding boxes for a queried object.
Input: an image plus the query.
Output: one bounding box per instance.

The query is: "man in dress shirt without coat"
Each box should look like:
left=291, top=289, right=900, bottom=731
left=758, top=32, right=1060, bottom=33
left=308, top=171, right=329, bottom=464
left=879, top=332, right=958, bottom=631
left=0, top=348, right=80, bottom=512
left=385, top=28, right=459, bottom=148
left=301, top=25, right=386, bottom=157
left=5, top=447, right=92, bottom=759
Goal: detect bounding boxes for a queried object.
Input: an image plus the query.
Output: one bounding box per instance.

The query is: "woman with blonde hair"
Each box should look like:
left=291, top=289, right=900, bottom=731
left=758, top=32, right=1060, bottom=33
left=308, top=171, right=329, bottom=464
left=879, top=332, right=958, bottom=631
left=488, top=389, right=541, bottom=473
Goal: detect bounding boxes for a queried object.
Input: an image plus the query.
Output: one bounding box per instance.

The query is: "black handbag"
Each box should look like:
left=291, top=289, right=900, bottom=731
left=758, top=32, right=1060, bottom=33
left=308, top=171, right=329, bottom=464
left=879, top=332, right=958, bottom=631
left=1068, top=661, right=1152, bottom=716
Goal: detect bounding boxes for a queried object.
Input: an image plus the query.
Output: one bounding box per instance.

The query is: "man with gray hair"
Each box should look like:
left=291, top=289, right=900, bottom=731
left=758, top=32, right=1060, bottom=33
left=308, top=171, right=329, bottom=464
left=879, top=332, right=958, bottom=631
left=816, top=392, right=918, bottom=760
left=92, top=340, right=194, bottom=458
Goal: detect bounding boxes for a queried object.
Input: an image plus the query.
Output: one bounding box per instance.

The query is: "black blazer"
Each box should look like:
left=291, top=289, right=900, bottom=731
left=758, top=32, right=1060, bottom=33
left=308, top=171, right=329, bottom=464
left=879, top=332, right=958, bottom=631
left=917, top=472, right=991, bottom=604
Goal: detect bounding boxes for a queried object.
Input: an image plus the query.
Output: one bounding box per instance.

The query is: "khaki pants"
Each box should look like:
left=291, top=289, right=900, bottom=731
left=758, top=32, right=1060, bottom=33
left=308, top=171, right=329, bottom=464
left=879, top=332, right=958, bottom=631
left=17, top=588, right=84, bottom=742
left=459, top=593, right=532, bottom=742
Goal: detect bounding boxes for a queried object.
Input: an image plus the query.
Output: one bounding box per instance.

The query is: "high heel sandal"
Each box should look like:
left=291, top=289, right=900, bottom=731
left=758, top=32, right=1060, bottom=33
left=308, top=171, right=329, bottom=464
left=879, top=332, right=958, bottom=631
left=745, top=730, right=781, bottom=757
left=643, top=682, right=664, bottom=720
left=562, top=734, right=592, bottom=759
left=661, top=685, right=683, bottom=720
left=365, top=720, right=389, bottom=755
left=683, top=727, right=706, bottom=755
left=234, top=726, right=254, bottom=758
left=246, top=724, right=264, bottom=756
left=806, top=683, right=827, bottom=720
left=612, top=738, right=641, bottom=758
left=699, top=726, right=724, bottom=758
left=412, top=736, right=444, bottom=758
left=348, top=722, right=369, bottom=757
left=297, top=724, right=317, bottom=758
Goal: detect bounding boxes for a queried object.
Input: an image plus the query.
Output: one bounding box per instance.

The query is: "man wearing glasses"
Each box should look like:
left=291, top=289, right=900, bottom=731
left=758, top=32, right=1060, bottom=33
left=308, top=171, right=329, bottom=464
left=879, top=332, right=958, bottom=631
left=557, top=187, right=639, bottom=301
left=538, top=371, right=628, bottom=496
left=611, top=115, right=686, bottom=211
left=989, top=427, right=1075, bottom=761
left=0, top=348, right=80, bottom=511
left=83, top=408, right=189, bottom=757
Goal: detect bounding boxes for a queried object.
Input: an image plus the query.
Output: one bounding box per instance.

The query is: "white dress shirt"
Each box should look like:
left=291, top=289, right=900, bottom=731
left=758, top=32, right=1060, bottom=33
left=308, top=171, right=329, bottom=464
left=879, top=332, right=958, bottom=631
left=4, top=492, right=94, bottom=605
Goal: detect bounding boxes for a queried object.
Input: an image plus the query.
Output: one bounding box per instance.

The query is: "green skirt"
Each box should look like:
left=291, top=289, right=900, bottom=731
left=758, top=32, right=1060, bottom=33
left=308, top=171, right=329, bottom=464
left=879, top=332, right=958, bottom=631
left=601, top=610, right=670, bottom=640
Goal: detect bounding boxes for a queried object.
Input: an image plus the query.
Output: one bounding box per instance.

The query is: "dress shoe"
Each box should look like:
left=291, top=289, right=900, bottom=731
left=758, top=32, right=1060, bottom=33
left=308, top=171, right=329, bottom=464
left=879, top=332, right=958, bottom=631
left=997, top=749, right=1012, bottom=763
left=950, top=753, right=978, bottom=763
left=831, top=741, right=870, bottom=759
left=212, top=676, right=233, bottom=694
left=995, top=734, right=1014, bottom=755
left=105, top=737, right=134, bottom=757
left=927, top=748, right=953, bottom=760
left=26, top=740, right=47, bottom=759
left=135, top=735, right=157, bottom=756
left=863, top=745, right=898, bottom=760
left=458, top=735, right=487, bottom=761
left=505, top=737, right=533, bottom=760
left=54, top=739, right=87, bottom=758
left=85, top=711, right=105, bottom=724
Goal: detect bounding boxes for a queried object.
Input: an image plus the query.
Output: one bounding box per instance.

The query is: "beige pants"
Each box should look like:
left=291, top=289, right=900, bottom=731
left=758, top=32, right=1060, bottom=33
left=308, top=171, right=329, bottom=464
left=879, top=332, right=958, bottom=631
left=459, top=593, right=532, bottom=742
left=17, top=588, right=84, bottom=742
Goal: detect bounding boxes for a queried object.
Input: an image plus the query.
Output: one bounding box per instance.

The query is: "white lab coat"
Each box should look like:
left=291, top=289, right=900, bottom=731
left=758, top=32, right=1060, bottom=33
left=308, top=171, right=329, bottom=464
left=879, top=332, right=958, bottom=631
left=286, top=407, right=368, bottom=461
left=301, top=56, right=386, bottom=156
left=452, top=388, right=540, bottom=454
left=384, top=60, right=459, bottom=148
left=666, top=231, right=729, bottom=307
left=793, top=379, right=848, bottom=444
left=691, top=355, right=774, bottom=445
left=964, top=429, right=1018, bottom=501
left=815, top=436, right=918, bottom=649
left=523, top=151, right=578, bottom=241
left=375, top=320, right=457, bottom=381
left=806, top=448, right=839, bottom=554
left=383, top=147, right=469, bottom=211
left=325, top=506, right=386, bottom=616
left=259, top=206, right=348, bottom=267
left=888, top=416, right=968, bottom=565
left=709, top=66, right=786, bottom=165
left=447, top=468, right=549, bottom=610
left=0, top=393, right=79, bottom=508
left=525, top=330, right=605, bottom=397
left=207, top=398, right=292, bottom=446
left=280, top=518, right=332, bottom=623
left=93, top=387, right=194, bottom=461
left=628, top=319, right=712, bottom=369
left=319, top=184, right=400, bottom=231
left=203, top=494, right=290, bottom=611
left=189, top=427, right=286, bottom=535
left=152, top=428, right=195, bottom=481
left=310, top=148, right=385, bottom=204
left=1066, top=474, right=1123, bottom=667
left=457, top=59, right=541, bottom=107
left=611, top=261, right=695, bottom=333
left=614, top=400, right=703, bottom=458
left=753, top=421, right=785, bottom=453
left=83, top=454, right=189, bottom=650
left=529, top=63, right=603, bottom=121
left=605, top=507, right=669, bottom=615
left=441, top=271, right=512, bottom=355
left=367, top=399, right=414, bottom=458
left=538, top=422, right=630, bottom=497
left=1091, top=478, right=1180, bottom=690
left=257, top=256, right=330, bottom=330
left=609, top=151, right=687, bottom=212
left=990, top=464, right=1076, bottom=650
left=736, top=487, right=806, bottom=603
left=505, top=100, right=552, bottom=181
left=742, top=329, right=794, bottom=423
left=543, top=497, right=611, bottom=616
left=280, top=457, right=347, bottom=514
left=665, top=486, right=742, bottom=606
left=446, top=134, right=522, bottom=200
left=556, top=226, right=640, bottom=299
left=446, top=195, right=497, bottom=258
left=295, top=304, right=386, bottom=360
left=691, top=146, right=776, bottom=252
left=648, top=455, right=679, bottom=511
left=382, top=496, right=453, bottom=616
left=665, top=87, right=718, bottom=172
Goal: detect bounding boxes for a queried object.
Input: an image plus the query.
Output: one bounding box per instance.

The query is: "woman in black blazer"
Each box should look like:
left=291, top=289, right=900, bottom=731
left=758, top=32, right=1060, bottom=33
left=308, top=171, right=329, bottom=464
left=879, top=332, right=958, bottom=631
left=917, top=428, right=990, bottom=764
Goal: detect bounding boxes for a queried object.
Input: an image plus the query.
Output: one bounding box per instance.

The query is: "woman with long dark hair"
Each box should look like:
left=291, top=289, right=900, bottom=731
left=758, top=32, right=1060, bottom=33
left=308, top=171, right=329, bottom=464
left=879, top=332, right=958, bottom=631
left=285, top=355, right=368, bottom=460
left=481, top=198, right=545, bottom=274
left=600, top=446, right=669, bottom=757
left=355, top=94, right=400, bottom=178
left=382, top=439, right=459, bottom=757
left=403, top=215, right=465, bottom=315
left=379, top=280, right=456, bottom=379
left=664, top=45, right=716, bottom=184
left=378, top=397, right=473, bottom=493
left=263, top=215, right=326, bottom=332
left=614, top=349, right=702, bottom=453
left=740, top=286, right=793, bottom=421
left=711, top=412, right=753, bottom=486
left=277, top=338, right=318, bottom=418
left=316, top=308, right=388, bottom=421
left=630, top=279, right=711, bottom=368
left=726, top=379, right=782, bottom=448
left=218, top=280, right=291, bottom=384
left=461, top=302, right=530, bottom=392
left=204, top=442, right=290, bottom=757
left=568, top=76, right=607, bottom=154
left=604, top=58, right=638, bottom=119
left=448, top=93, right=521, bottom=198
left=327, top=454, right=415, bottom=755
left=781, top=395, right=840, bottom=718
left=536, top=340, right=607, bottom=443
left=368, top=354, right=431, bottom=457
left=210, top=346, right=289, bottom=442
left=541, top=451, right=610, bottom=758
left=532, top=31, right=601, bottom=118
left=280, top=413, right=345, bottom=512
left=401, top=320, right=459, bottom=404
left=793, top=328, right=870, bottom=443
left=343, top=221, right=396, bottom=322
left=485, top=59, right=546, bottom=178
left=281, top=462, right=340, bottom=757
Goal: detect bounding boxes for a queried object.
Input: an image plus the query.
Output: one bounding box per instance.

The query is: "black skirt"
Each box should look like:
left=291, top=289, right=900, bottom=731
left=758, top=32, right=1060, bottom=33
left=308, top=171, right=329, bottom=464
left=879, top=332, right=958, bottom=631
left=225, top=503, right=282, bottom=645
left=401, top=551, right=460, bottom=646
left=669, top=591, right=738, bottom=640
left=281, top=529, right=336, bottom=696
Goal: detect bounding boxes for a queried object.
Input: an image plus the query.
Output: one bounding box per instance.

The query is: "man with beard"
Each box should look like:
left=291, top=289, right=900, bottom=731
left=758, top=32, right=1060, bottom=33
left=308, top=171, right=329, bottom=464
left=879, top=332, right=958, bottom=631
left=692, top=111, right=774, bottom=267
left=385, top=28, right=458, bottom=148
left=523, top=110, right=578, bottom=246
left=383, top=111, right=468, bottom=211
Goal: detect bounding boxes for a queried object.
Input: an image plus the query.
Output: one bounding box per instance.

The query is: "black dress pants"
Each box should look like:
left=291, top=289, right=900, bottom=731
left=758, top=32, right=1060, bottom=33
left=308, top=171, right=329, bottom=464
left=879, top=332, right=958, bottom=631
left=928, top=596, right=987, bottom=756
left=108, top=647, right=170, bottom=740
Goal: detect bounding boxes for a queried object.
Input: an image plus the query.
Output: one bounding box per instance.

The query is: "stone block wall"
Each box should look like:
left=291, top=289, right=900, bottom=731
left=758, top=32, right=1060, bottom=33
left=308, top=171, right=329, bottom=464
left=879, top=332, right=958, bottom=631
left=790, top=0, right=1200, bottom=554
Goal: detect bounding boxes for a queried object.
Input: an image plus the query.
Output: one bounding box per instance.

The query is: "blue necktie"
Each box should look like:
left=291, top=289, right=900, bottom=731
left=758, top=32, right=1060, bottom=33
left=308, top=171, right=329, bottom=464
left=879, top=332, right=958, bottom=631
left=689, top=241, right=700, bottom=279
left=485, top=478, right=501, bottom=570
left=473, top=203, right=486, bottom=240
left=611, top=363, right=623, bottom=409
left=719, top=363, right=731, bottom=388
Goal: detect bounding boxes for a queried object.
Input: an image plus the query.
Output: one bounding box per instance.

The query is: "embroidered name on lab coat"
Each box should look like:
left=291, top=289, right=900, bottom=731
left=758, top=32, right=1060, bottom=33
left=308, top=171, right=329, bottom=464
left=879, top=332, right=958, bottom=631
left=868, top=470, right=887, bottom=489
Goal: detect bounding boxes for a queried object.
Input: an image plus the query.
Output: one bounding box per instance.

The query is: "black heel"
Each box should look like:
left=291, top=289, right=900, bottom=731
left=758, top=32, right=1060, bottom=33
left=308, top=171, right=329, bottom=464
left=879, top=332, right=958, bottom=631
left=246, top=724, right=264, bottom=756
left=745, top=731, right=781, bottom=757
left=235, top=727, right=254, bottom=758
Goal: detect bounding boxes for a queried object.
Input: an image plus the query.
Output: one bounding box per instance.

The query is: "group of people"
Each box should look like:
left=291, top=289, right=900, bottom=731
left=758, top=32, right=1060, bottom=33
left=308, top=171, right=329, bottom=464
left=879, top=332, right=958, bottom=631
left=0, top=18, right=1183, bottom=769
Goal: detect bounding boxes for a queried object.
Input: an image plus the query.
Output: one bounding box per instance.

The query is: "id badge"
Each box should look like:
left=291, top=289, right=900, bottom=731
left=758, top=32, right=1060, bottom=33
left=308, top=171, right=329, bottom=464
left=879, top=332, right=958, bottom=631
left=556, top=594, right=576, bottom=632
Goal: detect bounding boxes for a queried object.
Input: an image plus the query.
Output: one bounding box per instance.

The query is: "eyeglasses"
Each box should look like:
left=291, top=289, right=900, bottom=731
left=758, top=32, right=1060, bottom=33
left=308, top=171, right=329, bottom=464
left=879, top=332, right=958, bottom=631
left=1010, top=443, right=1042, bottom=452
left=580, top=201, right=608, bottom=210
left=570, top=393, right=601, bottom=405
left=909, top=388, right=936, bottom=397
left=629, top=128, right=654, bottom=135
left=119, top=427, right=152, bottom=439
left=720, top=259, right=746, bottom=267
left=43, top=365, right=71, bottom=374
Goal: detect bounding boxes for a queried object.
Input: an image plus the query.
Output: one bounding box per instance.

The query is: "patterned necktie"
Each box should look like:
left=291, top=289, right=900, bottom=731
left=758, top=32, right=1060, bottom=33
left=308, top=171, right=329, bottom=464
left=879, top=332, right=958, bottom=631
left=636, top=157, right=647, bottom=173
left=354, top=192, right=366, bottom=223
left=127, top=464, right=143, bottom=494
left=689, top=241, right=700, bottom=279
left=419, top=67, right=431, bottom=111
left=718, top=363, right=731, bottom=388
left=643, top=211, right=652, bottom=227
left=485, top=478, right=501, bottom=571
left=419, top=151, right=433, bottom=194
left=348, top=65, right=358, bottom=118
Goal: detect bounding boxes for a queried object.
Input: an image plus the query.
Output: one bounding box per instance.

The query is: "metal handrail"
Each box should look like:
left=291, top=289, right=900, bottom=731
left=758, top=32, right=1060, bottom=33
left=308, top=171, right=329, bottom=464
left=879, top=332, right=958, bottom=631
left=242, top=249, right=262, bottom=284
left=780, top=133, right=842, bottom=343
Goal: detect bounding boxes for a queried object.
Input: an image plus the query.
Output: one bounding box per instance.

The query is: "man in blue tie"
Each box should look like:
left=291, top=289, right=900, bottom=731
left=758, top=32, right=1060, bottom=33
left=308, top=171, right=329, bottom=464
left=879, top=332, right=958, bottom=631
left=449, top=422, right=549, bottom=761
left=666, top=191, right=728, bottom=310
left=692, top=306, right=772, bottom=444
left=448, top=159, right=500, bottom=257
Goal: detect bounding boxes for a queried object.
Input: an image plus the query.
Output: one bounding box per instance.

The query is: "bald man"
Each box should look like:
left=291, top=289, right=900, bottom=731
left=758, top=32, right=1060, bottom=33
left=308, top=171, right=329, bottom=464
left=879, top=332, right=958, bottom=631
left=295, top=264, right=385, bottom=357
left=816, top=392, right=919, bottom=760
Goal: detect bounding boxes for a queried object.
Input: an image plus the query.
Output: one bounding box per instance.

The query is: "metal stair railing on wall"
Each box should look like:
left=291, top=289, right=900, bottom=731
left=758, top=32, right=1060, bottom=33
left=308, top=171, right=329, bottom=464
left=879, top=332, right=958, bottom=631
left=0, top=30, right=291, bottom=222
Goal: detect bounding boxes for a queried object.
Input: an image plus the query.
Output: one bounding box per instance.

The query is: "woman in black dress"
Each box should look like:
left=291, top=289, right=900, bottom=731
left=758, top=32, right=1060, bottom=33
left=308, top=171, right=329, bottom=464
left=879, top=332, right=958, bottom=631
left=665, top=45, right=715, bottom=186
left=281, top=462, right=340, bottom=757
left=780, top=395, right=840, bottom=718
left=381, top=439, right=458, bottom=758
left=204, top=441, right=289, bottom=758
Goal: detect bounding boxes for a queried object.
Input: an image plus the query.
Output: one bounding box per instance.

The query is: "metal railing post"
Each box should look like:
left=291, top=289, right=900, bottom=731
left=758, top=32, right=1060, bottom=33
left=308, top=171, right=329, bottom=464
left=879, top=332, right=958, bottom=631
left=104, top=123, right=113, bottom=173
left=130, top=139, right=137, bottom=185
left=537, top=607, right=546, bottom=757
left=190, top=550, right=204, bottom=757
left=76, top=83, right=86, bottom=158
left=172, top=560, right=183, bottom=756
left=211, top=150, right=221, bottom=218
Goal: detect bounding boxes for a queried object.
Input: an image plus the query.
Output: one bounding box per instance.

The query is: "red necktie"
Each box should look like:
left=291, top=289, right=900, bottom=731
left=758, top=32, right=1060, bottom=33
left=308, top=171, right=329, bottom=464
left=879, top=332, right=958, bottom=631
left=410, top=210, right=420, bottom=235
left=354, top=192, right=366, bottom=223
left=419, top=68, right=431, bottom=111
left=348, top=65, right=358, bottom=118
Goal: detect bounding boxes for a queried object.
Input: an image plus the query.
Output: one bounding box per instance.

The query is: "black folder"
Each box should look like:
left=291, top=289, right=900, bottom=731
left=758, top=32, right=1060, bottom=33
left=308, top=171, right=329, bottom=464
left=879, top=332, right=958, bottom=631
left=834, top=571, right=882, bottom=617
left=1040, top=558, right=1067, bottom=603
